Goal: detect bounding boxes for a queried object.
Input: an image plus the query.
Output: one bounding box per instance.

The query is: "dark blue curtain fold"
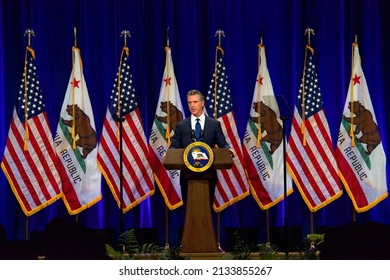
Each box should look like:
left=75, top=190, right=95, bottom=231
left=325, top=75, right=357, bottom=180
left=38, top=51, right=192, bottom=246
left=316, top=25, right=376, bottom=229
left=1, top=0, right=389, bottom=247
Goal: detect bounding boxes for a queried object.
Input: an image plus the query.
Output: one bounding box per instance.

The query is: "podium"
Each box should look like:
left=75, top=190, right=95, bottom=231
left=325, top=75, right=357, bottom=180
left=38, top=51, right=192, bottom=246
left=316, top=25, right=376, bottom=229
left=163, top=148, right=233, bottom=253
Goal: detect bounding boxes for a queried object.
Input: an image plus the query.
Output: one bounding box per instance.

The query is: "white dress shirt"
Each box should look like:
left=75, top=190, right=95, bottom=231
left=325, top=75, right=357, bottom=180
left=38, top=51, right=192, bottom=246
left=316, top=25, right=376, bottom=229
left=191, top=114, right=205, bottom=130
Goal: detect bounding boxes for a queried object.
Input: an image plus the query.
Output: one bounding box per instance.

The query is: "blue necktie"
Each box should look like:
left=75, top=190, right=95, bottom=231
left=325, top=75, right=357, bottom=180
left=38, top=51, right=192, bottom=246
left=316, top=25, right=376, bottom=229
left=195, top=118, right=201, bottom=141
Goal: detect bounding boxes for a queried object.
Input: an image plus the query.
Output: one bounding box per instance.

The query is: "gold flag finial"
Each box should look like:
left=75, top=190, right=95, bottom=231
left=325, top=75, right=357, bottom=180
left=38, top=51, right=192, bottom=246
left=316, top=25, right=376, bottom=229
left=24, top=29, right=35, bottom=47
left=120, top=30, right=131, bottom=47
left=22, top=38, right=35, bottom=150
left=256, top=35, right=264, bottom=148
left=304, top=27, right=315, bottom=46
left=349, top=41, right=357, bottom=147
left=214, top=29, right=225, bottom=47
left=213, top=30, right=225, bottom=119
left=164, top=44, right=172, bottom=146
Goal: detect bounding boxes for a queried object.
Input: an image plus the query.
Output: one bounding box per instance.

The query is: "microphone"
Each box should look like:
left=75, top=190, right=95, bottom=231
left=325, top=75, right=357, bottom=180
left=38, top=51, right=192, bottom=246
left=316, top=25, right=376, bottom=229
left=200, top=130, right=204, bottom=142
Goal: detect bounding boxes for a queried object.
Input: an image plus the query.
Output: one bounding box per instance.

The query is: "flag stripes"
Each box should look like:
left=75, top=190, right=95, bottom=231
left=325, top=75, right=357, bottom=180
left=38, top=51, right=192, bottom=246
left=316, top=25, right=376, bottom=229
left=1, top=47, right=62, bottom=216
left=98, top=46, right=154, bottom=213
left=286, top=46, right=342, bottom=212
left=287, top=110, right=341, bottom=208
left=206, top=51, right=250, bottom=211
left=208, top=94, right=250, bottom=208
left=5, top=115, right=60, bottom=198
left=98, top=110, right=154, bottom=210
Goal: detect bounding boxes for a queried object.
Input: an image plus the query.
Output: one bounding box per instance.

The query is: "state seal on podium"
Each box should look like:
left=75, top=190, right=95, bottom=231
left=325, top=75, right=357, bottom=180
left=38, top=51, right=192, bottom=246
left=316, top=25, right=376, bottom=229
left=183, top=142, right=214, bottom=172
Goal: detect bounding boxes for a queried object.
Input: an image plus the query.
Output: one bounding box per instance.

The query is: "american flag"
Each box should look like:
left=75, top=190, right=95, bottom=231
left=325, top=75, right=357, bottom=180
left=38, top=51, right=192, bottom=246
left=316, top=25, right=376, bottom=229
left=286, top=46, right=342, bottom=212
left=206, top=47, right=249, bottom=212
left=1, top=46, right=62, bottom=216
left=97, top=47, right=154, bottom=212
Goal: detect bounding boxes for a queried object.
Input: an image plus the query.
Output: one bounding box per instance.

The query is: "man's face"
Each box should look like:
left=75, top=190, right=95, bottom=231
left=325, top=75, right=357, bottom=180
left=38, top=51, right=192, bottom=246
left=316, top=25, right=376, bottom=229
left=187, top=94, right=204, bottom=117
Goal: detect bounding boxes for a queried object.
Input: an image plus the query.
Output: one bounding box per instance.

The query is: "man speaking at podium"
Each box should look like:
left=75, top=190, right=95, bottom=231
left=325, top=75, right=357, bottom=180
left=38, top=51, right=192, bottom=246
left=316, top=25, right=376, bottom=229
left=171, top=89, right=230, bottom=149
left=170, top=89, right=233, bottom=204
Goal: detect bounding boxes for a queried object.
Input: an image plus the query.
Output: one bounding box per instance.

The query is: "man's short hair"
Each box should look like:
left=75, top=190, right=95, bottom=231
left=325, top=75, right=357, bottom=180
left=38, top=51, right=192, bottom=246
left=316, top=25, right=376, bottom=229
left=187, top=89, right=204, bottom=102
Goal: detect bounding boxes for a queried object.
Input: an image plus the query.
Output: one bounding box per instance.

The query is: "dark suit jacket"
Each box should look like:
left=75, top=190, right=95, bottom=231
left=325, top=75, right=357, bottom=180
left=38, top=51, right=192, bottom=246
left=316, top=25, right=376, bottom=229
left=170, top=115, right=229, bottom=205
left=171, top=115, right=230, bottom=149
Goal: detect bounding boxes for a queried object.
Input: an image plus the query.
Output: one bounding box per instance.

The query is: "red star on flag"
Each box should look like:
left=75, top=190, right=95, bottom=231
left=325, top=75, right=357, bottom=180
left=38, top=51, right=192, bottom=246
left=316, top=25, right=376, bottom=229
left=164, top=77, right=171, bottom=86
left=352, top=73, right=361, bottom=85
left=257, top=75, right=263, bottom=85
left=71, top=78, right=80, bottom=88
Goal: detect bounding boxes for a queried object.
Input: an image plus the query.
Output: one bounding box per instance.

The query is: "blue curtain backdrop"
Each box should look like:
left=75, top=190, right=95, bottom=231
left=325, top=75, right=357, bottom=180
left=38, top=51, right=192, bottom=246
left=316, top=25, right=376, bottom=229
left=0, top=0, right=389, bottom=247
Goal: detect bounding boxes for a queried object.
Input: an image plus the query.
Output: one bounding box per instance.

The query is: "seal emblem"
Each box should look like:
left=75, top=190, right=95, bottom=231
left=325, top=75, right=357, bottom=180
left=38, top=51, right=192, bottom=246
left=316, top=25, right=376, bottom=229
left=183, top=142, right=214, bottom=172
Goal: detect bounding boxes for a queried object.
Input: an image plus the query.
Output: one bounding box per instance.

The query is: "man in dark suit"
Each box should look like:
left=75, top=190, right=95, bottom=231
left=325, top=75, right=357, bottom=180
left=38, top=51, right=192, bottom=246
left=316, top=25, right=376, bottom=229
left=171, top=89, right=230, bottom=149
left=170, top=89, right=233, bottom=205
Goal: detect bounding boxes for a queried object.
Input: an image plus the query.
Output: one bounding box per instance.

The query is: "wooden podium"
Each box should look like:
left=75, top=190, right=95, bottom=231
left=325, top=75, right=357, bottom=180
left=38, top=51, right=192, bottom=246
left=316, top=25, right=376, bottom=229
left=163, top=148, right=233, bottom=253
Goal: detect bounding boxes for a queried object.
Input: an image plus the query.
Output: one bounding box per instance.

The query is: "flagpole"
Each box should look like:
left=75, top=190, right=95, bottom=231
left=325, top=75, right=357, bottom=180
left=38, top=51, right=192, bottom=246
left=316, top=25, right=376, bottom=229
left=119, top=111, right=124, bottom=234
left=214, top=29, right=225, bottom=252
left=266, top=209, right=270, bottom=243
left=23, top=29, right=35, bottom=151
left=72, top=27, right=78, bottom=151
left=73, top=27, right=79, bottom=224
left=304, top=27, right=316, bottom=237
left=164, top=27, right=171, bottom=249
left=351, top=34, right=358, bottom=223
left=165, top=27, right=171, bottom=147
left=118, top=30, right=131, bottom=234
left=23, top=28, right=35, bottom=240
left=349, top=35, right=358, bottom=148
left=257, top=30, right=272, bottom=244
left=256, top=30, right=263, bottom=147
left=301, top=28, right=315, bottom=147
left=214, top=30, right=225, bottom=119
left=310, top=212, right=314, bottom=234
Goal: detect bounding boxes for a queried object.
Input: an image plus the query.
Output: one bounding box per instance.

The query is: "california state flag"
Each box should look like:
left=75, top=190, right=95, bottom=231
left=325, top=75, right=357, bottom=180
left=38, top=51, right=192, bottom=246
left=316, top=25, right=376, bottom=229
left=336, top=42, right=387, bottom=212
left=54, top=46, right=102, bottom=215
left=242, top=44, right=293, bottom=210
left=148, top=46, right=185, bottom=210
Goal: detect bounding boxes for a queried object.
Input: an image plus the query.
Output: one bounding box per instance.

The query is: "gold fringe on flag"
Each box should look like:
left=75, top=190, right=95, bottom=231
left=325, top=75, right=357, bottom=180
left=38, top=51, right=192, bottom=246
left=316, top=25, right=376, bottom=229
left=350, top=100, right=355, bottom=146
left=256, top=44, right=263, bottom=148
left=300, top=45, right=314, bottom=146
left=72, top=107, right=76, bottom=149
left=23, top=47, right=35, bottom=151
left=71, top=47, right=77, bottom=149
left=349, top=42, right=358, bottom=147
